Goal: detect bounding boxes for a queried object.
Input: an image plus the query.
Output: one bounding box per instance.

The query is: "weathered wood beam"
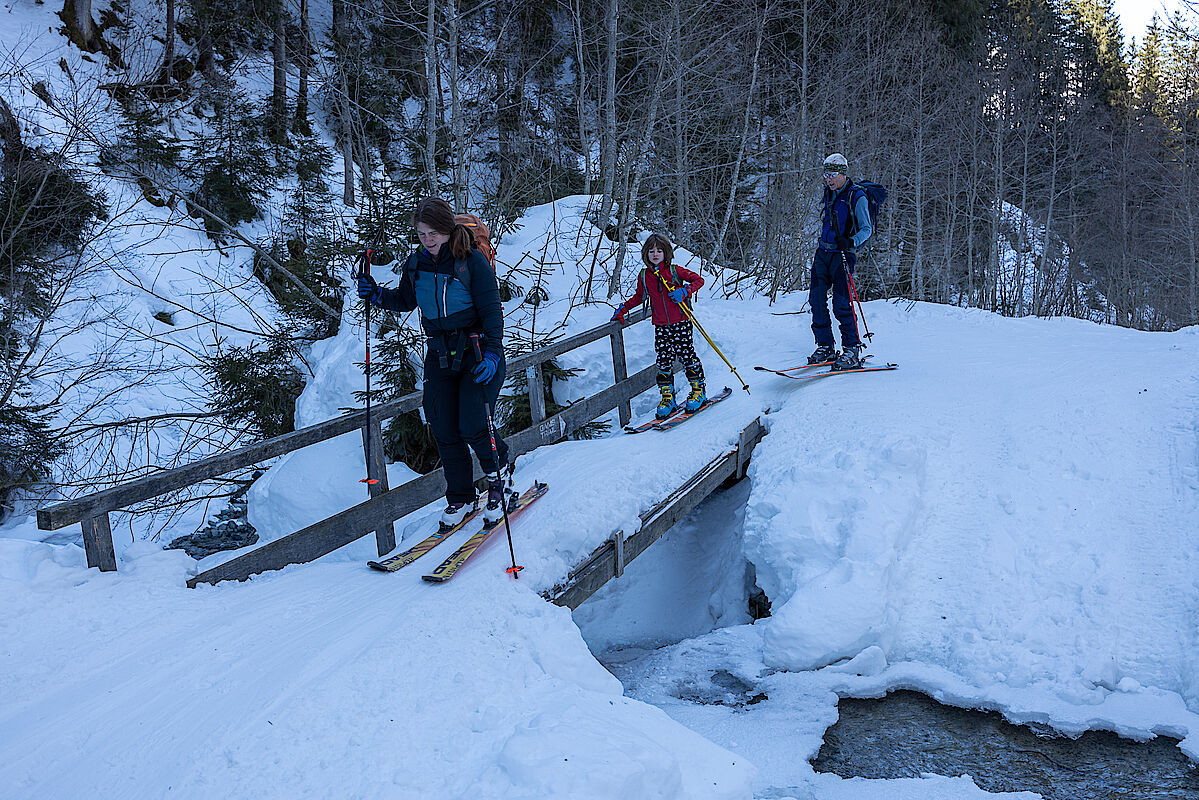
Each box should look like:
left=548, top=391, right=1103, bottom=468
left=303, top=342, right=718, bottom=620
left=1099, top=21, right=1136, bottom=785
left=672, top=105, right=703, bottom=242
left=38, top=392, right=423, bottom=530
left=82, top=512, right=117, bottom=572
left=188, top=469, right=447, bottom=588
left=548, top=418, right=765, bottom=610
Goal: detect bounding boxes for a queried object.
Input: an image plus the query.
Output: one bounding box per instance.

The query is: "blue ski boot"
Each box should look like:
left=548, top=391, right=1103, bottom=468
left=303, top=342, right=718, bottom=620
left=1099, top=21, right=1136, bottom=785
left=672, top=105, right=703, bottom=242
left=656, top=385, right=678, bottom=419
left=684, top=377, right=707, bottom=413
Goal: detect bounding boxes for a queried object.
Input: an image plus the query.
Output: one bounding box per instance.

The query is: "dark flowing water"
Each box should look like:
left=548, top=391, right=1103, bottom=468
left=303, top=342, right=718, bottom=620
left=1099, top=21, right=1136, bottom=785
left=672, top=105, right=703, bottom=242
left=813, top=690, right=1199, bottom=799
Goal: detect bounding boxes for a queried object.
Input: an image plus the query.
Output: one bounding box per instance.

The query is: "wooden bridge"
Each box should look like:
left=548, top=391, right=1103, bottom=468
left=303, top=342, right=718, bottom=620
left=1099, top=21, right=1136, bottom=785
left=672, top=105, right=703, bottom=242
left=37, top=310, right=766, bottom=604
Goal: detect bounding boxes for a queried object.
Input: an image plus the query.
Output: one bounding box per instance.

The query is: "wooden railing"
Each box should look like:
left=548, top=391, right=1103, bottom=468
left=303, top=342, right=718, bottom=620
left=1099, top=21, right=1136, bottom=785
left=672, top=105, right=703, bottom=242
left=37, top=309, right=659, bottom=583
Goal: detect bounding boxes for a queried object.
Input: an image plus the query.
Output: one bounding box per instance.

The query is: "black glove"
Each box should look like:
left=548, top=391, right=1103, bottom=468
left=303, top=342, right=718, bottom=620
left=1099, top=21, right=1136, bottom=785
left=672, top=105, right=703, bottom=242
left=835, top=234, right=853, bottom=251
left=357, top=272, right=381, bottom=304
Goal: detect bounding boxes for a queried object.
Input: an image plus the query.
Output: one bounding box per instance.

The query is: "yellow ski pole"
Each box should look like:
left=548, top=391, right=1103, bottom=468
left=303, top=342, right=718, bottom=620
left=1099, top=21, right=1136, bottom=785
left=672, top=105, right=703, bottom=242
left=654, top=270, right=751, bottom=395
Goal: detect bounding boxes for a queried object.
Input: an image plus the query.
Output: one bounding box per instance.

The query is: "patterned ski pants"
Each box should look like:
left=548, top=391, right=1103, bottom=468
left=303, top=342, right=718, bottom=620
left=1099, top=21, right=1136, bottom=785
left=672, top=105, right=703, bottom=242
left=654, top=320, right=704, bottom=385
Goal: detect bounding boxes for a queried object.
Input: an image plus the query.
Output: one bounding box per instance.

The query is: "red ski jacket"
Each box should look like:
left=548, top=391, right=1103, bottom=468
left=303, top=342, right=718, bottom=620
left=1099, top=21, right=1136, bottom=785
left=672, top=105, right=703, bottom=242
left=614, top=264, right=704, bottom=326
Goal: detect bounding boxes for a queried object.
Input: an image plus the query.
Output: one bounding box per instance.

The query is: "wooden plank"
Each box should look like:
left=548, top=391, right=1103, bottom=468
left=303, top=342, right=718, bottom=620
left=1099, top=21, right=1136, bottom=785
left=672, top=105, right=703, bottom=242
left=187, top=469, right=448, bottom=588
left=505, top=307, right=649, bottom=373
left=505, top=363, right=659, bottom=456
left=549, top=419, right=766, bottom=610
left=363, top=418, right=394, bottom=555
left=528, top=363, right=546, bottom=424
left=610, top=328, right=631, bottom=427
left=81, top=512, right=118, bottom=572
left=39, top=391, right=424, bottom=530
left=551, top=450, right=735, bottom=610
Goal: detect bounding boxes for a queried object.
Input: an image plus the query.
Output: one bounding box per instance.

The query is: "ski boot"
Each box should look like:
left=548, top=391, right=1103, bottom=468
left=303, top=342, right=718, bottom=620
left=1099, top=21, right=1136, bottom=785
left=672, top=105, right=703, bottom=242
left=655, top=385, right=678, bottom=419
left=483, top=465, right=516, bottom=525
left=440, top=500, right=475, bottom=529
left=831, top=343, right=864, bottom=371
left=807, top=343, right=838, bottom=365
left=684, top=376, right=707, bottom=413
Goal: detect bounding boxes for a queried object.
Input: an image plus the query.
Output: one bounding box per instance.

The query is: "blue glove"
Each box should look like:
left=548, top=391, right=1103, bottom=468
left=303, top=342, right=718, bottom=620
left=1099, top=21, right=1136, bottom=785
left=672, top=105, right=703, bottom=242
left=610, top=307, right=626, bottom=325
left=357, top=273, right=381, bottom=305
left=473, top=350, right=500, bottom=384
left=668, top=286, right=690, bottom=303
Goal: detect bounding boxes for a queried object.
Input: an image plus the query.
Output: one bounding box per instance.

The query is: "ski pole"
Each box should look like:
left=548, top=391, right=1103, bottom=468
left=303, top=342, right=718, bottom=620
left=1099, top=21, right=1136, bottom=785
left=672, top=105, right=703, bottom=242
left=844, top=257, right=873, bottom=342
left=654, top=271, right=751, bottom=394
left=472, top=335, right=522, bottom=579
left=359, top=249, right=380, bottom=486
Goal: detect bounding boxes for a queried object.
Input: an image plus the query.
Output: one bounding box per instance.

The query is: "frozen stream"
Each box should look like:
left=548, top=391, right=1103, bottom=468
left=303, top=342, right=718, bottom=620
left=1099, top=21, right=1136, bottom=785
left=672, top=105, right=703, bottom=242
left=577, top=481, right=1199, bottom=799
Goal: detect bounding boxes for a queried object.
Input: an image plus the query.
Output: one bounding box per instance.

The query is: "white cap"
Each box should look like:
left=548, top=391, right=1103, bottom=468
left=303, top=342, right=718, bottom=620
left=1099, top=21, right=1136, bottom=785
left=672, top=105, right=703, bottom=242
left=823, top=152, right=848, bottom=171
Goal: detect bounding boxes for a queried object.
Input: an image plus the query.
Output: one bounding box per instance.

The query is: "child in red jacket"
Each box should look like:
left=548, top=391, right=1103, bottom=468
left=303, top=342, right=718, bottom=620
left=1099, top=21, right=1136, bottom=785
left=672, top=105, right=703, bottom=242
left=611, top=234, right=706, bottom=418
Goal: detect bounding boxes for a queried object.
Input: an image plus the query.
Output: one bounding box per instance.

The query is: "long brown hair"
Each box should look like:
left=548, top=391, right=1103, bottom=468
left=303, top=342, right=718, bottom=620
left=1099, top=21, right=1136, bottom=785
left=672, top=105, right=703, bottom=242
left=641, top=233, right=674, bottom=269
left=413, top=197, right=474, bottom=260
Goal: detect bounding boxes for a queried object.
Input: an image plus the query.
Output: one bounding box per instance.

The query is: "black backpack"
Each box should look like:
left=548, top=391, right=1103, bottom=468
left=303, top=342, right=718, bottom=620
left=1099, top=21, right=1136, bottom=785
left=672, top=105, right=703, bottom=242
left=847, top=180, right=887, bottom=237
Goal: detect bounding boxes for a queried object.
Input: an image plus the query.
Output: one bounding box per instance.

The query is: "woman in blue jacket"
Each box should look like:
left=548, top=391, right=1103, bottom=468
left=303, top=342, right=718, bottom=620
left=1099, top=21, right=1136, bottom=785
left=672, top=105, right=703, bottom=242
left=357, top=197, right=510, bottom=527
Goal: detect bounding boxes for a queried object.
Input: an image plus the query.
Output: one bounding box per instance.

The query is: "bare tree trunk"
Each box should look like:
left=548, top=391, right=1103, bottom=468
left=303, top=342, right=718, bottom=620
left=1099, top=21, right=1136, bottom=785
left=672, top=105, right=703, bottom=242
left=800, top=0, right=809, bottom=153
left=271, top=0, right=287, bottom=141
left=1037, top=121, right=1060, bottom=316
left=709, top=7, right=764, bottom=271
left=572, top=0, right=592, bottom=197
left=449, top=0, right=464, bottom=210
left=159, top=0, right=177, bottom=83
left=912, top=76, right=925, bottom=299
left=330, top=0, right=353, bottom=206
left=60, top=0, right=102, bottom=53
left=610, top=58, right=666, bottom=297
left=586, top=0, right=618, bottom=303
left=340, top=73, right=356, bottom=208
left=1182, top=132, right=1198, bottom=322
left=294, top=0, right=311, bottom=134
left=424, top=0, right=439, bottom=195
left=669, top=0, right=683, bottom=237
left=990, top=94, right=1004, bottom=312
left=194, top=0, right=216, bottom=77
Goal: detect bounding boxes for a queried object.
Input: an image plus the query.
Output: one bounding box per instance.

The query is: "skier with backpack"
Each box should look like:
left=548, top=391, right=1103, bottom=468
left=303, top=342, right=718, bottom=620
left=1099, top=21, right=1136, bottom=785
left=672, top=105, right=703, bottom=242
left=356, top=197, right=512, bottom=528
left=610, top=233, right=708, bottom=418
left=807, top=152, right=879, bottom=371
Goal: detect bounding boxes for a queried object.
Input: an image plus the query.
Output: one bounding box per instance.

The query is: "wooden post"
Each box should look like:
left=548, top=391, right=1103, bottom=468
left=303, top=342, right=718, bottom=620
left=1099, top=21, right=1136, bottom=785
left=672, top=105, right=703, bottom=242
left=609, top=327, right=630, bottom=426
left=528, top=363, right=547, bottom=424
left=81, top=512, right=117, bottom=572
left=362, top=418, right=394, bottom=555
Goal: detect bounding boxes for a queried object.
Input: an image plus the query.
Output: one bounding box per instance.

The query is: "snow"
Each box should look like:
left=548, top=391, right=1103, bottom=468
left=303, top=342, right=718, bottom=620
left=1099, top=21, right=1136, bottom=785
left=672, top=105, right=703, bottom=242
left=2, top=7, right=1198, bottom=792
left=5, top=194, right=1199, bottom=798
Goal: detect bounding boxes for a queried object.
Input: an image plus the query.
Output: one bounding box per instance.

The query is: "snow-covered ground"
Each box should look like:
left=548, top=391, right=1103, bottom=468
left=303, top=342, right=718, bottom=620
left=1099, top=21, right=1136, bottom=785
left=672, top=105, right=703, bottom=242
left=4, top=201, right=1199, bottom=799
left=5, top=0, right=1197, bottom=795
left=3, top=151, right=1199, bottom=800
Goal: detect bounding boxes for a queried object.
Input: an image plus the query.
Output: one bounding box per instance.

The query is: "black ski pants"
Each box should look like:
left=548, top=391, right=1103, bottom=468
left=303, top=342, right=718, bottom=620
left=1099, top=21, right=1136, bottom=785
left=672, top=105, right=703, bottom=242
left=422, top=345, right=508, bottom=504
left=809, top=247, right=860, bottom=348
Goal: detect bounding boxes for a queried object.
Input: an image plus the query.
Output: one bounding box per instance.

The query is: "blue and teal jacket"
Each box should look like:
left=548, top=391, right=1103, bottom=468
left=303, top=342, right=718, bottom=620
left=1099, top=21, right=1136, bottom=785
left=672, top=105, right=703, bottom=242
left=372, top=246, right=503, bottom=358
left=820, top=180, right=873, bottom=253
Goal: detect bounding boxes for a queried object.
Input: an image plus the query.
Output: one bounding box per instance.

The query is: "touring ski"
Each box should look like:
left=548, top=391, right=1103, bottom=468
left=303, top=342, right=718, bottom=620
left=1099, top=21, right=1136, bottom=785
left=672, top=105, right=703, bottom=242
left=646, top=386, right=733, bottom=431
left=367, top=497, right=484, bottom=572
left=753, top=355, right=883, bottom=378
left=624, top=405, right=687, bottom=434
left=768, top=363, right=899, bottom=381
left=423, top=482, right=549, bottom=582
